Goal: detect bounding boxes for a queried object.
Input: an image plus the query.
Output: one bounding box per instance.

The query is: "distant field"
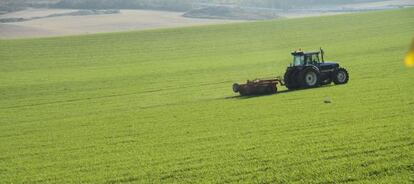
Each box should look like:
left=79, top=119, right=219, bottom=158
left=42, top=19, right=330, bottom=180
left=0, top=9, right=239, bottom=39
left=0, top=8, right=413, bottom=183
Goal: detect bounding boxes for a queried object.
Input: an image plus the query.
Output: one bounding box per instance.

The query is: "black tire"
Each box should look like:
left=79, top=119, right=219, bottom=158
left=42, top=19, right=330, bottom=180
left=232, top=83, right=240, bottom=93
left=284, top=68, right=300, bottom=90
left=299, top=67, right=320, bottom=88
left=333, top=68, right=349, bottom=85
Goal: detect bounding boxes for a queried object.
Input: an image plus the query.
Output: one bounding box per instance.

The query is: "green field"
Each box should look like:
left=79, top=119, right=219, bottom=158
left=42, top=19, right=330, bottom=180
left=1, top=8, right=413, bottom=183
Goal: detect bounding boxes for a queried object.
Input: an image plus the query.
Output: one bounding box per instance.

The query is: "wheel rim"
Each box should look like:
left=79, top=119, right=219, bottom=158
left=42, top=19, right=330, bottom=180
left=337, top=71, right=347, bottom=83
left=305, top=72, right=317, bottom=86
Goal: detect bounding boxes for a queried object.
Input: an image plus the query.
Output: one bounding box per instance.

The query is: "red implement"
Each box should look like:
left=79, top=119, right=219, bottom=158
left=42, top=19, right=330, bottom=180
left=232, top=77, right=284, bottom=96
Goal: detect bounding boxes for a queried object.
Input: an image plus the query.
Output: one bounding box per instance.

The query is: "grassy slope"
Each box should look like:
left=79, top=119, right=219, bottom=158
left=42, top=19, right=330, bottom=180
left=0, top=8, right=413, bottom=183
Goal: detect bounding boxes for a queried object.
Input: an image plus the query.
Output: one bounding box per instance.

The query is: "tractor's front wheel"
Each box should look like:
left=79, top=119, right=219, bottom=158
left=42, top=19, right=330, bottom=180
left=333, top=68, right=349, bottom=85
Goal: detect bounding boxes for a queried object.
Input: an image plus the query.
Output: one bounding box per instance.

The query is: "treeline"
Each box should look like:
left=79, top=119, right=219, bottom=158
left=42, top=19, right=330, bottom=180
left=1, top=0, right=382, bottom=13
left=239, top=0, right=381, bottom=9
left=0, top=0, right=60, bottom=14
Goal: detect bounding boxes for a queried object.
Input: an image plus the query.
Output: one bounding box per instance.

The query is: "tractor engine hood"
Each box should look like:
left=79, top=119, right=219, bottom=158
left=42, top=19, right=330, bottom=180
left=319, top=62, right=339, bottom=70
left=320, top=62, right=339, bottom=67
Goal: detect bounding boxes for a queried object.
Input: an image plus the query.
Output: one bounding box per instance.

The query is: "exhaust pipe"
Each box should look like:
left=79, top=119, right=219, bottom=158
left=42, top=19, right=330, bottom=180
left=320, top=47, right=325, bottom=63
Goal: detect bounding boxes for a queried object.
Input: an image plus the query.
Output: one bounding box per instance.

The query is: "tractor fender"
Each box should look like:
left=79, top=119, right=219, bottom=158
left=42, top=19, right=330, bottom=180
left=304, top=65, right=321, bottom=73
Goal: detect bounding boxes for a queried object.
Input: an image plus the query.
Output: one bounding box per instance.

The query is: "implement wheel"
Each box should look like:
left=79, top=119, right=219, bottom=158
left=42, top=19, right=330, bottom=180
left=284, top=68, right=300, bottom=90
left=232, top=83, right=240, bottom=93
left=265, top=84, right=277, bottom=94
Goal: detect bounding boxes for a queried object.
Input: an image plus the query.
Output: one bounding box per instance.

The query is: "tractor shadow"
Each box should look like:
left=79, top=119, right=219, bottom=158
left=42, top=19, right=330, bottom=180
left=225, top=85, right=335, bottom=100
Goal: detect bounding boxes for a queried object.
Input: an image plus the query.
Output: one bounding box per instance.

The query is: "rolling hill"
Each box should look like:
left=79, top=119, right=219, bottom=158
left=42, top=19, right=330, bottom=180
left=0, top=8, right=413, bottom=183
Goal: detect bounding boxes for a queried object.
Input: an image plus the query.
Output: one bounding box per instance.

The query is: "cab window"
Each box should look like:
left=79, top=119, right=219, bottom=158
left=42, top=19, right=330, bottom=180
left=305, top=55, right=312, bottom=64
left=312, top=54, right=320, bottom=63
left=293, top=55, right=304, bottom=66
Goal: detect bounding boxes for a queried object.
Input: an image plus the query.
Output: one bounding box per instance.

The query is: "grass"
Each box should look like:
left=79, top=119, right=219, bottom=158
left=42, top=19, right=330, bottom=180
left=0, top=8, right=413, bottom=183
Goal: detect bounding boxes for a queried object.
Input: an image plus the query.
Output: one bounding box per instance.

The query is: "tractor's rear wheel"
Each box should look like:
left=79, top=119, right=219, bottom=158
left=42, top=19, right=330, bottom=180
left=333, top=68, right=349, bottom=85
left=299, top=67, right=320, bottom=88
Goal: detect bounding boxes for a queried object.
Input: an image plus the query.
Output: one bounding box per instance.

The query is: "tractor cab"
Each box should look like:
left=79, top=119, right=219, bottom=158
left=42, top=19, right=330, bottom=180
left=290, top=49, right=339, bottom=70
left=291, top=50, right=322, bottom=67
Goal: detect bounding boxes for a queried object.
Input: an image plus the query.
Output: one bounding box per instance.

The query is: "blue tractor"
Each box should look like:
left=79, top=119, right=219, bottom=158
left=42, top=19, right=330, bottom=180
left=284, top=48, right=349, bottom=89
left=232, top=48, right=349, bottom=96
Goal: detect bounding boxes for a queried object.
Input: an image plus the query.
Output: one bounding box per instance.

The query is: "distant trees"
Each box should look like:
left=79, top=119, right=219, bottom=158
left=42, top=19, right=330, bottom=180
left=1, top=0, right=382, bottom=13
left=238, top=0, right=381, bottom=9
left=0, top=0, right=59, bottom=14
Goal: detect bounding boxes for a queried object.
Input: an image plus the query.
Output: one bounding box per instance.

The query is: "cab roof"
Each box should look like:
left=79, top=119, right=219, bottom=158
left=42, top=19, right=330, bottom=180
left=291, top=50, right=320, bottom=56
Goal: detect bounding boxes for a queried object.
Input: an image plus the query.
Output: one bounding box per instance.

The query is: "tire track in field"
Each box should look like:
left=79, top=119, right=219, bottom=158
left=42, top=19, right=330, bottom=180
left=253, top=144, right=405, bottom=183
left=0, top=80, right=233, bottom=110
left=287, top=141, right=413, bottom=168
left=0, top=87, right=228, bottom=128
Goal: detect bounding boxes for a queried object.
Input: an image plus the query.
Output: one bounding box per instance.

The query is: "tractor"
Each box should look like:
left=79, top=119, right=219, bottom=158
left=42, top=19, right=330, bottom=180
left=232, top=48, right=349, bottom=96
left=284, top=48, right=349, bottom=89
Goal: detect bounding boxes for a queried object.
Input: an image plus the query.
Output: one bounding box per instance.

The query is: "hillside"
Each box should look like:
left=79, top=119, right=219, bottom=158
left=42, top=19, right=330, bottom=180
left=0, top=8, right=413, bottom=183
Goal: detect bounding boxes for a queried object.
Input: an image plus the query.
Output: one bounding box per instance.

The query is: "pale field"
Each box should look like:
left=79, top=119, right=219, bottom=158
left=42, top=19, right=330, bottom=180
left=0, top=9, right=240, bottom=39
